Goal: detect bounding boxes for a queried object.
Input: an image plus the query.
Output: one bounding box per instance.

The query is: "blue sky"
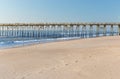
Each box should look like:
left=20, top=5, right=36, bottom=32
left=0, top=0, right=120, bottom=23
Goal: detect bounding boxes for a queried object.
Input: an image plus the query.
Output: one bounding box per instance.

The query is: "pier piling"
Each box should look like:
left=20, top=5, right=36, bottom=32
left=0, top=23, right=119, bottom=39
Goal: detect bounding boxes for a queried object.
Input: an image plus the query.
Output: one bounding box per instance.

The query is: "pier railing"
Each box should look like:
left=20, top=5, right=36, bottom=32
left=0, top=23, right=120, bottom=39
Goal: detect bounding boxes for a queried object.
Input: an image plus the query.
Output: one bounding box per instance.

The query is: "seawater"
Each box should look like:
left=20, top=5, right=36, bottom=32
left=0, top=37, right=84, bottom=49
left=0, top=29, right=119, bottom=49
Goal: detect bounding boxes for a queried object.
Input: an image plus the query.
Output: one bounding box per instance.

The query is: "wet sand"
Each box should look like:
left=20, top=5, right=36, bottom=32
left=0, top=36, right=120, bottom=79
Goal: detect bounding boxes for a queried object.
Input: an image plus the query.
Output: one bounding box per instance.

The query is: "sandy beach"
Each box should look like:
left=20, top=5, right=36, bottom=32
left=0, top=36, right=120, bottom=79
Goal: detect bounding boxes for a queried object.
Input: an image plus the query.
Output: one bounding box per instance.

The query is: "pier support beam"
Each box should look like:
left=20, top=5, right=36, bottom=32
left=67, top=25, right=71, bottom=37
left=76, top=25, right=80, bottom=37
left=111, top=25, right=114, bottom=36
left=103, top=25, right=106, bottom=36
left=89, top=25, right=93, bottom=37
left=119, top=25, right=120, bottom=35
left=96, top=25, right=99, bottom=37
left=82, top=25, right=86, bottom=38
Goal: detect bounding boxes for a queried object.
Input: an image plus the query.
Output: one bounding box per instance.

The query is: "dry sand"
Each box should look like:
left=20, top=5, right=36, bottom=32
left=0, top=36, right=120, bottom=79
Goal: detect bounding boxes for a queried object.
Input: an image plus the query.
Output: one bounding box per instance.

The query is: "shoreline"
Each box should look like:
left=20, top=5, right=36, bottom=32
left=0, top=35, right=117, bottom=50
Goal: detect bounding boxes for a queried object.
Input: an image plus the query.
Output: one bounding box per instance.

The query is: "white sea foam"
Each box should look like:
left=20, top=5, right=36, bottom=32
left=0, top=37, right=82, bottom=49
left=0, top=32, right=119, bottom=49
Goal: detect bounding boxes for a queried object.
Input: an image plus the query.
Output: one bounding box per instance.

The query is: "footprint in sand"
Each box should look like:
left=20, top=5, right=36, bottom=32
left=89, top=55, right=92, bottom=58
left=26, top=73, right=31, bottom=76
left=65, top=63, right=69, bottom=66
left=75, top=60, right=79, bottom=63
left=21, top=76, right=25, bottom=79
left=51, top=67, right=56, bottom=70
left=39, top=70, right=44, bottom=74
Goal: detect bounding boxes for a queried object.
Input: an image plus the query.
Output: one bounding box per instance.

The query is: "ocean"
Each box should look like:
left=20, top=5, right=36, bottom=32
left=0, top=26, right=119, bottom=48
